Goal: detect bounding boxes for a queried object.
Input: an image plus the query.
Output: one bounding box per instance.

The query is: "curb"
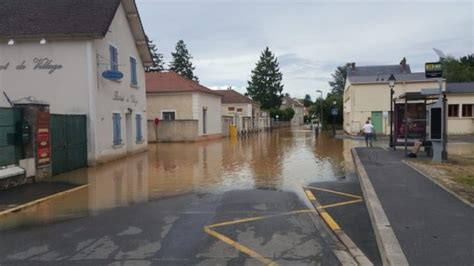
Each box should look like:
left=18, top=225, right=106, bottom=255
left=0, top=184, right=89, bottom=217
left=351, top=148, right=408, bottom=266
left=304, top=187, right=372, bottom=266
left=402, top=160, right=473, bottom=208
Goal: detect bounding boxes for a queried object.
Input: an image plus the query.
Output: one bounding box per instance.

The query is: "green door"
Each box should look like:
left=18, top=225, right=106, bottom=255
left=0, top=108, right=23, bottom=166
left=371, top=111, right=383, bottom=134
left=50, top=114, right=87, bottom=175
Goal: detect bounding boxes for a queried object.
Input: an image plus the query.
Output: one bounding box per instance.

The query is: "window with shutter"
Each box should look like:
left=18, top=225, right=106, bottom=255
left=109, top=45, right=118, bottom=71
left=136, top=114, right=142, bottom=142
left=130, top=57, right=137, bottom=86
left=113, top=113, right=122, bottom=145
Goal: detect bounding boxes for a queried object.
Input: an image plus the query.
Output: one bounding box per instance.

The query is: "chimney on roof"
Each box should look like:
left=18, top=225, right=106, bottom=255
left=227, top=86, right=232, bottom=90
left=351, top=62, right=356, bottom=70
left=400, top=57, right=407, bottom=72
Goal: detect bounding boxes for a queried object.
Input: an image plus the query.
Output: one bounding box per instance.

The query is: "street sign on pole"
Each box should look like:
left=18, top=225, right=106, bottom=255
left=425, top=62, right=443, bottom=78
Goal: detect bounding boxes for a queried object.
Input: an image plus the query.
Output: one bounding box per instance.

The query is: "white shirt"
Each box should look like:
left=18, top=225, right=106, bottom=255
left=362, top=123, right=374, bottom=134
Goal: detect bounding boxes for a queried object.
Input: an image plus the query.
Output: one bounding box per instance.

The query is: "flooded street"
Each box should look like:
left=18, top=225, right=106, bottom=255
left=1, top=128, right=472, bottom=265
left=0, top=128, right=357, bottom=231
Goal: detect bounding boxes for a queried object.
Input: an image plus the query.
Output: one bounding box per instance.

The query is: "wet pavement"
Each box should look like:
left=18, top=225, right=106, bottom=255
left=0, top=128, right=366, bottom=265
left=1, top=128, right=471, bottom=265
left=0, top=128, right=358, bottom=231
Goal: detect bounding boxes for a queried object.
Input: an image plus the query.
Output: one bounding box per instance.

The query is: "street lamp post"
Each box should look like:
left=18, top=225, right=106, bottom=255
left=316, top=90, right=323, bottom=131
left=388, top=74, right=396, bottom=150
left=331, top=101, right=337, bottom=136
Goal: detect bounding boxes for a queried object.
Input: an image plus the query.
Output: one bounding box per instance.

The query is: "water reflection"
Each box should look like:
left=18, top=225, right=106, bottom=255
left=1, top=128, right=358, bottom=230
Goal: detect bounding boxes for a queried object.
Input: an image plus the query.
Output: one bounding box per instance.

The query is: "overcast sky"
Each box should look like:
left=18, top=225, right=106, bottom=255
left=137, top=0, right=473, bottom=100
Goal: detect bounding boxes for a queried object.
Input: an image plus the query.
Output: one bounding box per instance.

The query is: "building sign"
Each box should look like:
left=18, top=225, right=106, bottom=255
left=425, top=62, right=443, bottom=78
left=37, top=112, right=51, bottom=167
left=102, top=70, right=124, bottom=81
left=0, top=58, right=63, bottom=74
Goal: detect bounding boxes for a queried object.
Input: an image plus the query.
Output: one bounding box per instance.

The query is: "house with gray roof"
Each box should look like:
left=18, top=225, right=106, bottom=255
left=343, top=58, right=474, bottom=135
left=0, top=0, right=153, bottom=172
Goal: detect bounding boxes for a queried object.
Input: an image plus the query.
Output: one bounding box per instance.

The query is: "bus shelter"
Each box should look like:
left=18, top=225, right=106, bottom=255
left=392, top=91, right=440, bottom=157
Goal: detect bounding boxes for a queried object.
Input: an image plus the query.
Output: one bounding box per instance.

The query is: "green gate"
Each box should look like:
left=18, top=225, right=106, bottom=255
left=50, top=114, right=87, bottom=175
left=371, top=111, right=383, bottom=134
left=0, top=108, right=23, bottom=166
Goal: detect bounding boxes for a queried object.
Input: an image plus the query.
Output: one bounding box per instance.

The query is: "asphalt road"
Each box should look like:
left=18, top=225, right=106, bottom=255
left=307, top=174, right=382, bottom=265
left=0, top=189, right=342, bottom=265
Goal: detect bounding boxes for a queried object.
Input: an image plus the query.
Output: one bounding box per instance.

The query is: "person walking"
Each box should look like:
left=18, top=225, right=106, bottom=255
left=361, top=120, right=375, bottom=147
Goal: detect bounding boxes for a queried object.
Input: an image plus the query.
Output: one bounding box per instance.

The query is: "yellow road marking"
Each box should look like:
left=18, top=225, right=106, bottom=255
left=207, top=210, right=315, bottom=228
left=318, top=199, right=363, bottom=210
left=305, top=190, right=316, bottom=201
left=204, top=209, right=317, bottom=266
left=320, top=212, right=340, bottom=230
left=204, top=226, right=277, bottom=265
left=0, top=184, right=89, bottom=217
left=305, top=186, right=362, bottom=199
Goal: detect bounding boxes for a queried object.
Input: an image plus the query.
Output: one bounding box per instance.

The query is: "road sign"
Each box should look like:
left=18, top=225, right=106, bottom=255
left=331, top=107, right=338, bottom=116
left=425, top=62, right=442, bottom=78
left=154, top=117, right=160, bottom=126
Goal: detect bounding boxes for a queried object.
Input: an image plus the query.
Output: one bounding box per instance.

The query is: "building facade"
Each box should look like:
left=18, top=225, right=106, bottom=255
left=344, top=61, right=474, bottom=135
left=0, top=0, right=152, bottom=167
left=146, top=72, right=222, bottom=142
left=281, top=96, right=305, bottom=126
left=215, top=89, right=267, bottom=133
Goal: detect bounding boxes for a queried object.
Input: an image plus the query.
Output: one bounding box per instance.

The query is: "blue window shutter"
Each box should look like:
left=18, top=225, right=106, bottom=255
left=112, top=113, right=117, bottom=145
left=117, top=114, right=122, bottom=144
left=112, top=113, right=122, bottom=145
left=133, top=59, right=137, bottom=85
left=110, top=46, right=118, bottom=71
left=130, top=57, right=137, bottom=85
left=136, top=114, right=142, bottom=141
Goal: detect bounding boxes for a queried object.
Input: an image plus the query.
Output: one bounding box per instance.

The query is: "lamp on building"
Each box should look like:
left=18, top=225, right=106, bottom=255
left=7, top=39, right=15, bottom=45
left=39, top=38, right=47, bottom=45
left=388, top=74, right=396, bottom=149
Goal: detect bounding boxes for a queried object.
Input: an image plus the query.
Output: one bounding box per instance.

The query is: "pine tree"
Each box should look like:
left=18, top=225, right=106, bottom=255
left=246, top=47, right=284, bottom=109
left=169, top=40, right=198, bottom=81
left=145, top=36, right=165, bottom=72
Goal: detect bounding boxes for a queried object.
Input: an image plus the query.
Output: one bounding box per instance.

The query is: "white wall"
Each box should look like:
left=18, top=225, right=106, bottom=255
left=0, top=2, right=148, bottom=166
left=91, top=3, right=148, bottom=163
left=0, top=42, right=90, bottom=113
left=197, top=93, right=222, bottom=136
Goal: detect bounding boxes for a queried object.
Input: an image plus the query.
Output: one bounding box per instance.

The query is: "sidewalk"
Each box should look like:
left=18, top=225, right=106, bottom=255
left=0, top=182, right=83, bottom=214
left=353, top=147, right=473, bottom=266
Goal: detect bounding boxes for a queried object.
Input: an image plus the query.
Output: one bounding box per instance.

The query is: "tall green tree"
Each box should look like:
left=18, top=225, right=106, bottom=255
left=442, top=54, right=474, bottom=82
left=169, top=40, right=198, bottom=81
left=246, top=47, right=284, bottom=109
left=328, top=63, right=351, bottom=96
left=303, top=94, right=312, bottom=107
left=145, top=36, right=165, bottom=72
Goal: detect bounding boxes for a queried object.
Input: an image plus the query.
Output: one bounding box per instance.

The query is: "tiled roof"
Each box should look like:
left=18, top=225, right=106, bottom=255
left=214, top=89, right=256, bottom=104
left=447, top=82, right=474, bottom=94
left=0, top=0, right=121, bottom=39
left=348, top=72, right=434, bottom=84
left=282, top=95, right=304, bottom=107
left=347, top=64, right=411, bottom=77
left=146, top=72, right=221, bottom=96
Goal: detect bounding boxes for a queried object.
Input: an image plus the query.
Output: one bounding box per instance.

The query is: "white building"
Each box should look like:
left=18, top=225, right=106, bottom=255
left=146, top=72, right=223, bottom=142
left=281, top=96, right=305, bottom=126
left=0, top=0, right=153, bottom=167
left=215, top=89, right=266, bottom=133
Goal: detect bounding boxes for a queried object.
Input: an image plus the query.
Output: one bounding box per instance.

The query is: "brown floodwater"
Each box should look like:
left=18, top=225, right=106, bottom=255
left=0, top=128, right=368, bottom=230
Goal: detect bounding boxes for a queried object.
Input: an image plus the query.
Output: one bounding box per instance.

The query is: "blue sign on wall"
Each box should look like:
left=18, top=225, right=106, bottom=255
left=102, top=70, right=123, bottom=81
